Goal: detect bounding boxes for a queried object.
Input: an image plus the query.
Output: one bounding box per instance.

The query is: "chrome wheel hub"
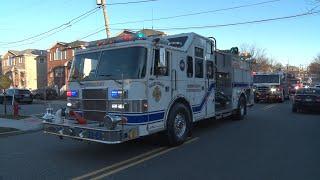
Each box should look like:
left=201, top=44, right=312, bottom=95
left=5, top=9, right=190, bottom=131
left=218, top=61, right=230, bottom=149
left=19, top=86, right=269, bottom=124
left=174, top=113, right=187, bottom=138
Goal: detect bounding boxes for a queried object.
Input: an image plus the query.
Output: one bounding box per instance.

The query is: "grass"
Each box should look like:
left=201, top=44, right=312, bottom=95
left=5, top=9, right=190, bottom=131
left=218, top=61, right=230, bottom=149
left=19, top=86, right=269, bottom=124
left=0, top=127, right=19, bottom=133
left=0, top=114, right=29, bottom=120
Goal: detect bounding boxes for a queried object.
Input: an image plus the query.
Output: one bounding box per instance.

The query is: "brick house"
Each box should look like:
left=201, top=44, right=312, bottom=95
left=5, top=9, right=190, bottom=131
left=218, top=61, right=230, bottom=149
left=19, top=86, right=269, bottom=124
left=47, top=41, right=86, bottom=92
left=0, top=55, right=2, bottom=75
left=1, top=49, right=47, bottom=90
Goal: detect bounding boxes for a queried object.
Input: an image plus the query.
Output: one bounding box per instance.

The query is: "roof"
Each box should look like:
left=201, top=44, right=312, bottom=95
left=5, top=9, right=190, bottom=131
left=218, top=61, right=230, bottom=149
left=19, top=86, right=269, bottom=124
left=7, top=49, right=47, bottom=57
left=52, top=40, right=87, bottom=49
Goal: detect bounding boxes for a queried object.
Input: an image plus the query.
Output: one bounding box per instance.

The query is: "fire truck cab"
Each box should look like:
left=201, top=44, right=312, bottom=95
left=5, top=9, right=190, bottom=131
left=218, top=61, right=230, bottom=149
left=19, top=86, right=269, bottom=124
left=253, top=72, right=287, bottom=103
left=43, top=31, right=254, bottom=145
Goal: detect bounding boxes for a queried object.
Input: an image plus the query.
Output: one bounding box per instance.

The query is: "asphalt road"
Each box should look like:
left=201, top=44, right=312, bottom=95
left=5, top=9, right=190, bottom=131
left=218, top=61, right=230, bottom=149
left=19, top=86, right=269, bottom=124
left=0, top=101, right=319, bottom=180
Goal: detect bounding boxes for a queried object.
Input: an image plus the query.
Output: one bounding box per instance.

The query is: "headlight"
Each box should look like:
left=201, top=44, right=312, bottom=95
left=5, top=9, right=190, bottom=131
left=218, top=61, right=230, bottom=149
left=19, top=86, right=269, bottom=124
left=67, top=100, right=80, bottom=109
left=111, top=103, right=129, bottom=111
left=270, top=88, right=277, bottom=92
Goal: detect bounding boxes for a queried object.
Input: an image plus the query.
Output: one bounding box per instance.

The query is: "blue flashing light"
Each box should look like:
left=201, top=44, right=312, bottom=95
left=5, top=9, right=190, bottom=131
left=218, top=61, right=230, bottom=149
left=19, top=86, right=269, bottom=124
left=111, top=90, right=122, bottom=98
left=67, top=90, right=78, bottom=97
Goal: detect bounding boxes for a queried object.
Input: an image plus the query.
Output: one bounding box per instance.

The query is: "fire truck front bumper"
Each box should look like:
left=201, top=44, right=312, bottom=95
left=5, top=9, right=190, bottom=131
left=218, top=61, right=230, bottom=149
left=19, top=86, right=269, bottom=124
left=255, top=93, right=282, bottom=101
left=43, top=121, right=139, bottom=144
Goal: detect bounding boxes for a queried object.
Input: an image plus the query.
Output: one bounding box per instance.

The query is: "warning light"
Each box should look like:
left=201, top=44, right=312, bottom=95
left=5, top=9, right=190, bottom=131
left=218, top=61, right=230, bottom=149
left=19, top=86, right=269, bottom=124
left=67, top=90, right=78, bottom=97
left=136, top=32, right=145, bottom=39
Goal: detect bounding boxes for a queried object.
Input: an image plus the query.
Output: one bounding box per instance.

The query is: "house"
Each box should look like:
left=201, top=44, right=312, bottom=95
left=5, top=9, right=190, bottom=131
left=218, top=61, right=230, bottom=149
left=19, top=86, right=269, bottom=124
left=47, top=40, right=86, bottom=92
left=0, top=55, right=2, bottom=75
left=1, top=49, right=47, bottom=90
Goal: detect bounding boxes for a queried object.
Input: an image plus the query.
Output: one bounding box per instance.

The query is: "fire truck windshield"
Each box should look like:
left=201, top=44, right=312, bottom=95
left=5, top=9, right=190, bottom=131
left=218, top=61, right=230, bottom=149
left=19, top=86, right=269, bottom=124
left=70, top=47, right=147, bottom=81
left=253, top=75, right=280, bottom=84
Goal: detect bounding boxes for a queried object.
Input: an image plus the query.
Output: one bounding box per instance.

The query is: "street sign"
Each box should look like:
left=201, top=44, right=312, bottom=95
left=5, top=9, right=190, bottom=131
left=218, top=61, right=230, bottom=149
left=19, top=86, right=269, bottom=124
left=0, top=75, right=12, bottom=89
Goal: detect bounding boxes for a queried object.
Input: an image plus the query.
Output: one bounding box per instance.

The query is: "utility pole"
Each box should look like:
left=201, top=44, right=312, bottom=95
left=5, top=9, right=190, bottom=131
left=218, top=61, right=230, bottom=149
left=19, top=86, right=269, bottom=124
left=99, top=0, right=111, bottom=38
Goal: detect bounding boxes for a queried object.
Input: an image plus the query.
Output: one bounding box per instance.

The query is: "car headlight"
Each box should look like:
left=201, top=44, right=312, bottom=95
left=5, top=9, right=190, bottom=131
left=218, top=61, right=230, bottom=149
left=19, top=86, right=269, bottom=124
left=270, top=88, right=277, bottom=92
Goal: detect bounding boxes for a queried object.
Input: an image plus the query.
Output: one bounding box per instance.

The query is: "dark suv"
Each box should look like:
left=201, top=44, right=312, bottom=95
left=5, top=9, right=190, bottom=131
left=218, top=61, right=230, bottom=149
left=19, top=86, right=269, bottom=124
left=6, top=88, right=33, bottom=104
left=32, top=88, right=58, bottom=100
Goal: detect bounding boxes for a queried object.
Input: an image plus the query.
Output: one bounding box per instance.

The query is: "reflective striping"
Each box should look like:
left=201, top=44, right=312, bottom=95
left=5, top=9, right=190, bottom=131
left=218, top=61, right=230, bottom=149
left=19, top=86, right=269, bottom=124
left=192, top=83, right=215, bottom=113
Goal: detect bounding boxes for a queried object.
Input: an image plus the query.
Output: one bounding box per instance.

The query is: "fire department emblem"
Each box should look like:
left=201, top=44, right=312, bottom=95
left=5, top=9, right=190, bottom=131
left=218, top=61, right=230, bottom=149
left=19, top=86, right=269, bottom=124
left=152, top=86, right=162, bottom=102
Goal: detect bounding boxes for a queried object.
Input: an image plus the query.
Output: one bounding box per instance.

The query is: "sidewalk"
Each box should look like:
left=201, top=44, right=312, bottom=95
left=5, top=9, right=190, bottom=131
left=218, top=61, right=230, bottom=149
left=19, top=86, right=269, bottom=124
left=0, top=117, right=43, bottom=136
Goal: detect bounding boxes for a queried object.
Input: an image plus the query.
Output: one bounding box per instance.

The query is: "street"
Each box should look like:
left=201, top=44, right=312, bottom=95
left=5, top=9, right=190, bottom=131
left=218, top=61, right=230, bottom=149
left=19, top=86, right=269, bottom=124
left=0, top=101, right=319, bottom=180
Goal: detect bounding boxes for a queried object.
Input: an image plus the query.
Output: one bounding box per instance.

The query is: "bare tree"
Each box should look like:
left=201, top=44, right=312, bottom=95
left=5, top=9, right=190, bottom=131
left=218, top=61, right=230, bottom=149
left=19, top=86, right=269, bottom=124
left=308, top=54, right=320, bottom=77
left=240, top=44, right=274, bottom=72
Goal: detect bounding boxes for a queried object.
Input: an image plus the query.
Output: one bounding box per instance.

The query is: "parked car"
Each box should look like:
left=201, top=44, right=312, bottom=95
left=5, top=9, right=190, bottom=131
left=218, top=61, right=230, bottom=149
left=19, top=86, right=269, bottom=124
left=292, top=88, right=320, bottom=112
left=32, top=88, right=58, bottom=100
left=4, top=88, right=33, bottom=104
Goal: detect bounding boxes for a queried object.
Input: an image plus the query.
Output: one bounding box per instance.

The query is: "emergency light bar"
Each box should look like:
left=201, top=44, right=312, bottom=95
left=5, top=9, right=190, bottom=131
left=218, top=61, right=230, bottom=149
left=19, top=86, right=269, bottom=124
left=87, top=32, right=147, bottom=48
left=67, top=90, right=78, bottom=97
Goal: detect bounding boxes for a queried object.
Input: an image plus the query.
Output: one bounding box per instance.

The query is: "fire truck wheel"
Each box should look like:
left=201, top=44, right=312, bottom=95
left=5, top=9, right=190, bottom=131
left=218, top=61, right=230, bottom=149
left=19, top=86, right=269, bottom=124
left=166, top=103, right=191, bottom=146
left=233, top=96, right=246, bottom=120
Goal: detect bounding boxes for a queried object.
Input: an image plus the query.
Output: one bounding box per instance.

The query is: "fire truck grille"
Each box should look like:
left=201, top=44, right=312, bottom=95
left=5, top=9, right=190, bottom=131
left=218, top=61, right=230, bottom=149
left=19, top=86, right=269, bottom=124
left=82, top=89, right=108, bottom=121
left=257, top=86, right=269, bottom=93
left=82, top=89, right=107, bottom=99
left=82, top=100, right=107, bottom=111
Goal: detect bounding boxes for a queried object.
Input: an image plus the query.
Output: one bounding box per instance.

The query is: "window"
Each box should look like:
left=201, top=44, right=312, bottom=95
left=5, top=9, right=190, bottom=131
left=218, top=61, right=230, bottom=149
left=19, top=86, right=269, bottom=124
left=195, top=47, right=204, bottom=58
left=195, top=47, right=204, bottom=78
left=54, top=49, right=64, bottom=60
left=39, top=58, right=44, bottom=63
left=49, top=53, right=52, bottom=61
left=187, top=56, right=193, bottom=78
left=62, top=50, right=67, bottom=60
left=8, top=57, right=14, bottom=66
left=167, top=36, right=188, bottom=48
left=54, top=67, right=64, bottom=78
left=206, top=61, right=214, bottom=79
left=154, top=49, right=169, bottom=76
left=195, top=59, right=203, bottom=78
left=19, top=57, right=23, bottom=63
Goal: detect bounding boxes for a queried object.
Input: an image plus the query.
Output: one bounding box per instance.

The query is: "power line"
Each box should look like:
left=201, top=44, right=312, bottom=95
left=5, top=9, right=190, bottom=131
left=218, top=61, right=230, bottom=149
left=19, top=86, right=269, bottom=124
left=0, top=0, right=158, bottom=46
left=153, top=10, right=320, bottom=31
left=0, top=6, right=101, bottom=45
left=77, top=0, right=282, bottom=40
left=78, top=9, right=320, bottom=40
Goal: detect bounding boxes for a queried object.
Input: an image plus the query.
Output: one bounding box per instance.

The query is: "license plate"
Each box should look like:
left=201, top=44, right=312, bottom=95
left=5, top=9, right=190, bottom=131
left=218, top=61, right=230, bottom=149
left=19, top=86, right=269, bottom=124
left=305, top=98, right=312, bottom=102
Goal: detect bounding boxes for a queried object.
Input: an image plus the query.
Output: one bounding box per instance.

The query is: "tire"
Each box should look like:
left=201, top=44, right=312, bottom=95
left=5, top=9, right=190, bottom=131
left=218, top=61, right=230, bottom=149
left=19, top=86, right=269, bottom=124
left=166, top=103, right=192, bottom=146
left=233, top=96, right=247, bottom=120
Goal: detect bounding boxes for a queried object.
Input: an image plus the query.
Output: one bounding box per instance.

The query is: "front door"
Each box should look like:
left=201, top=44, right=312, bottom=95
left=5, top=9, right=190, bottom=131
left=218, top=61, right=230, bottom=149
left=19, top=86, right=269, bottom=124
left=147, top=48, right=172, bottom=132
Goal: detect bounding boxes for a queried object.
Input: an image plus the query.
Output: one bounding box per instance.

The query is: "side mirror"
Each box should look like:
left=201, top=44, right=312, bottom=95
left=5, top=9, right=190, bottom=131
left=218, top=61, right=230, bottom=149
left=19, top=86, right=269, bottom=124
left=159, top=48, right=166, bottom=68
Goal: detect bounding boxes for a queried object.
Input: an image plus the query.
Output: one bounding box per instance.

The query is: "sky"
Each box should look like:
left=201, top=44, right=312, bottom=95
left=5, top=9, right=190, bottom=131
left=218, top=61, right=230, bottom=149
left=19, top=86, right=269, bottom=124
left=0, top=0, right=319, bottom=66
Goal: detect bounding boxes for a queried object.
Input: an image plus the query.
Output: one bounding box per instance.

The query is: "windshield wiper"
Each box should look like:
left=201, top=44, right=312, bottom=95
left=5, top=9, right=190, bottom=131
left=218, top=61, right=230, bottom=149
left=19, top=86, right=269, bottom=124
left=99, top=74, right=122, bottom=85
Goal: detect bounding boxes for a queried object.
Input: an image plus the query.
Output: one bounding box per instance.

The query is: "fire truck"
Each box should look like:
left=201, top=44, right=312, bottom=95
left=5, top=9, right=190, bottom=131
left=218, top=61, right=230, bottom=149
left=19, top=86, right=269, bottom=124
left=253, top=72, right=288, bottom=103
left=43, top=31, right=254, bottom=145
